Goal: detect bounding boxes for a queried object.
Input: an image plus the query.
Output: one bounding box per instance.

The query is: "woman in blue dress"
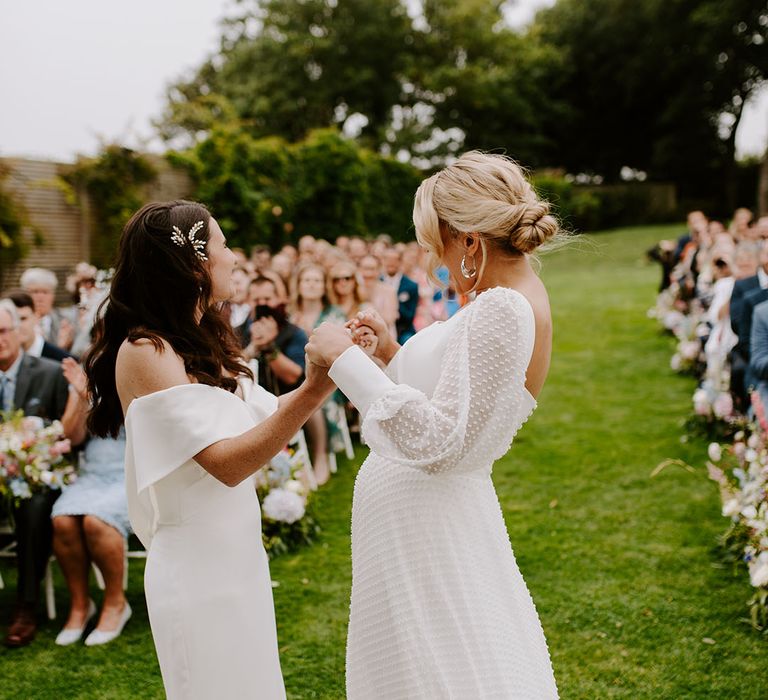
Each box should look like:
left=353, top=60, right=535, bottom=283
left=51, top=358, right=132, bottom=646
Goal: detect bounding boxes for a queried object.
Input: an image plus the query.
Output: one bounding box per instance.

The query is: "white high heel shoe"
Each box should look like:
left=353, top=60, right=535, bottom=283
left=55, top=599, right=97, bottom=646
left=84, top=602, right=132, bottom=646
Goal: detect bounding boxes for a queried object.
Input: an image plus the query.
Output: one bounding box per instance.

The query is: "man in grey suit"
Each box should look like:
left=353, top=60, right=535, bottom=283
left=0, top=300, right=69, bottom=647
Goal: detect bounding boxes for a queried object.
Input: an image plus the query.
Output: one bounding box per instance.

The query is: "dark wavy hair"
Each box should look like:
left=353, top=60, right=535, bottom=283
left=85, top=200, right=252, bottom=437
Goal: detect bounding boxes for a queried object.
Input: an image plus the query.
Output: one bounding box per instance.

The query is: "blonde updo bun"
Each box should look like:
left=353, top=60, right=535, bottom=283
left=413, top=151, right=562, bottom=282
left=511, top=200, right=560, bottom=254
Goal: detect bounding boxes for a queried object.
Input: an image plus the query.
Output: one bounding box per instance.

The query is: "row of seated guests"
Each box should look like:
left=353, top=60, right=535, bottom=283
left=1, top=292, right=129, bottom=650
left=223, top=235, right=461, bottom=485
left=656, top=208, right=768, bottom=413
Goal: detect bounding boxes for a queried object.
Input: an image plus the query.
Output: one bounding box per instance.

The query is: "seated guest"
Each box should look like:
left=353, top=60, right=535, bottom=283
left=290, top=263, right=346, bottom=333
left=328, top=260, right=370, bottom=320
left=673, top=210, right=708, bottom=265
left=0, top=299, right=69, bottom=648
left=269, top=253, right=293, bottom=290
left=20, top=268, right=66, bottom=349
left=703, top=257, right=738, bottom=374
left=729, top=207, right=754, bottom=241
left=62, top=263, right=102, bottom=358
left=290, top=264, right=346, bottom=485
left=750, top=299, right=768, bottom=409
left=358, top=255, right=398, bottom=337
left=51, top=358, right=131, bottom=646
left=4, top=290, right=73, bottom=362
left=382, top=248, right=419, bottom=344
left=250, top=244, right=272, bottom=273
left=730, top=241, right=768, bottom=407
left=241, top=276, right=306, bottom=396
left=347, top=237, right=368, bottom=265
left=228, top=267, right=252, bottom=329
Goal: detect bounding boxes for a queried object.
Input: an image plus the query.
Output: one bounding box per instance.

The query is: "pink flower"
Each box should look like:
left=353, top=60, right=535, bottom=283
left=50, top=439, right=71, bottom=457
left=712, top=393, right=733, bottom=419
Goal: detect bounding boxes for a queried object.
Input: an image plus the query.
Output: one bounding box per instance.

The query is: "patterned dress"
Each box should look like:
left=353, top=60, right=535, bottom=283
left=329, top=287, right=558, bottom=699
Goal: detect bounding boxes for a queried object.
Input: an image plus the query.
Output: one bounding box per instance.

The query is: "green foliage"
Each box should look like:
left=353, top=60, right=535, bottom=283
left=534, top=0, right=767, bottom=206
left=156, top=0, right=765, bottom=214
left=0, top=162, right=34, bottom=280
left=62, top=146, right=157, bottom=268
left=172, top=127, right=422, bottom=249
left=262, top=509, right=321, bottom=559
left=531, top=173, right=602, bottom=231
left=158, top=0, right=414, bottom=147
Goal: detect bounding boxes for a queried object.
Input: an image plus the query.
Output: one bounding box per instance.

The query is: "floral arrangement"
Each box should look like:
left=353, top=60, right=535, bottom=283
left=0, top=411, right=75, bottom=504
left=706, top=392, right=768, bottom=630
left=256, top=445, right=319, bottom=559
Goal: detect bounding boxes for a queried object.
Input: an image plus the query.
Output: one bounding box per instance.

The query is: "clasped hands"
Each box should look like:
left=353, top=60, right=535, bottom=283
left=305, top=309, right=389, bottom=369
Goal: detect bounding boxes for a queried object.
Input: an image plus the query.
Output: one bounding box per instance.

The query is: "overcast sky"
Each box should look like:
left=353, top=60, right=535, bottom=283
left=1, top=0, right=765, bottom=163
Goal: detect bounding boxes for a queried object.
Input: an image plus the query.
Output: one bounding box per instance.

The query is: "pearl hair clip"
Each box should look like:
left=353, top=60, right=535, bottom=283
left=170, top=220, right=208, bottom=261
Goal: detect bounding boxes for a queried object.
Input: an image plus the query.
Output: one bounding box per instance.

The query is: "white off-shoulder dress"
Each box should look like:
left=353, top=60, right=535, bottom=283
left=329, top=287, right=558, bottom=699
left=124, top=379, right=286, bottom=700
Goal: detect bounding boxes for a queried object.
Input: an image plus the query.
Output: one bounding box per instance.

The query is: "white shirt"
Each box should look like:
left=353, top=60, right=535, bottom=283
left=27, top=333, right=45, bottom=358
left=230, top=303, right=251, bottom=329
left=0, top=351, right=24, bottom=413
left=383, top=273, right=402, bottom=290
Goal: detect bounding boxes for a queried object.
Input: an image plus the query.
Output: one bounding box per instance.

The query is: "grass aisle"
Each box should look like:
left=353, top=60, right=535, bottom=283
left=2, top=225, right=768, bottom=699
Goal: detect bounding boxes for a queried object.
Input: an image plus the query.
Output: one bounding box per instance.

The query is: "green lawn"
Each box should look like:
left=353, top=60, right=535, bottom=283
left=2, top=225, right=768, bottom=699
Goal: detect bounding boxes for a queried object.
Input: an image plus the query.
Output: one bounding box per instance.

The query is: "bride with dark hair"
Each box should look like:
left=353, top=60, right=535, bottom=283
left=86, top=200, right=334, bottom=700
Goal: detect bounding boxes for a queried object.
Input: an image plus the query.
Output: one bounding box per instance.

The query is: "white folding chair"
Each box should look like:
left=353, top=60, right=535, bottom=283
left=0, top=521, right=58, bottom=619
left=289, top=429, right=316, bottom=491
left=325, top=401, right=356, bottom=474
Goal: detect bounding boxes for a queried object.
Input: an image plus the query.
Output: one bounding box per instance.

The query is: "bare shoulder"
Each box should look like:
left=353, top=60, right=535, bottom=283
left=116, top=337, right=190, bottom=408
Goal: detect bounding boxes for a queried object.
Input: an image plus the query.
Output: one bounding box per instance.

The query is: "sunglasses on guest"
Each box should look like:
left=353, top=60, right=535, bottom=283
left=333, top=275, right=355, bottom=282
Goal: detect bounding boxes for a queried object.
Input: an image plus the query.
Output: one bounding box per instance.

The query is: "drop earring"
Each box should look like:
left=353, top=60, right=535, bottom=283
left=460, top=253, right=477, bottom=279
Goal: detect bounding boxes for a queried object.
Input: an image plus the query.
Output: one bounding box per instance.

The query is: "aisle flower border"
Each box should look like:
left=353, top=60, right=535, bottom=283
left=651, top=286, right=768, bottom=630
left=256, top=445, right=320, bottom=559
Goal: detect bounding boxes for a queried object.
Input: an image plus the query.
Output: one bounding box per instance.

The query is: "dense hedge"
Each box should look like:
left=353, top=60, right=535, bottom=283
left=170, top=128, right=423, bottom=250
left=62, top=146, right=157, bottom=268
left=532, top=174, right=682, bottom=232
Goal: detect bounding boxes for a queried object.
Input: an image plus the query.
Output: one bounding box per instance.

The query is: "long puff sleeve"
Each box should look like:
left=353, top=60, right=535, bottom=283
left=329, top=288, right=536, bottom=475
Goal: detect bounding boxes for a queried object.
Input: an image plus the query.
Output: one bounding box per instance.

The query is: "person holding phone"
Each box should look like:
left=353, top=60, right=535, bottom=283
left=241, top=276, right=306, bottom=396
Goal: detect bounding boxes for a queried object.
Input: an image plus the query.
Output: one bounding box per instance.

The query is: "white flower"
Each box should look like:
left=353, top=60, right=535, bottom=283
left=693, top=388, right=710, bottom=415
left=745, top=449, right=759, bottom=464
left=707, top=443, right=722, bottom=462
left=10, top=479, right=31, bottom=499
left=749, top=553, right=768, bottom=587
left=722, top=498, right=741, bottom=518
left=742, top=505, right=758, bottom=520
left=39, top=470, right=53, bottom=486
left=748, top=434, right=761, bottom=449
left=670, top=354, right=683, bottom=371
left=283, top=479, right=306, bottom=497
left=680, top=340, right=700, bottom=361
left=262, top=488, right=306, bottom=524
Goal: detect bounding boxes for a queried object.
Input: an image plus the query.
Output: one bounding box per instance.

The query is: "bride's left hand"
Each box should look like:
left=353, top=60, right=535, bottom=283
left=305, top=322, right=354, bottom=368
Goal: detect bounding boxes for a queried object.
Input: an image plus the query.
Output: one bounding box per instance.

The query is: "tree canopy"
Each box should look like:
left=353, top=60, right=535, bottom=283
left=155, top=0, right=767, bottom=211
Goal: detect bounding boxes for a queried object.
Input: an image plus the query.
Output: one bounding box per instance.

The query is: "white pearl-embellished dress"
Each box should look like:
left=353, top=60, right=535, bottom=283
left=329, top=287, right=558, bottom=699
